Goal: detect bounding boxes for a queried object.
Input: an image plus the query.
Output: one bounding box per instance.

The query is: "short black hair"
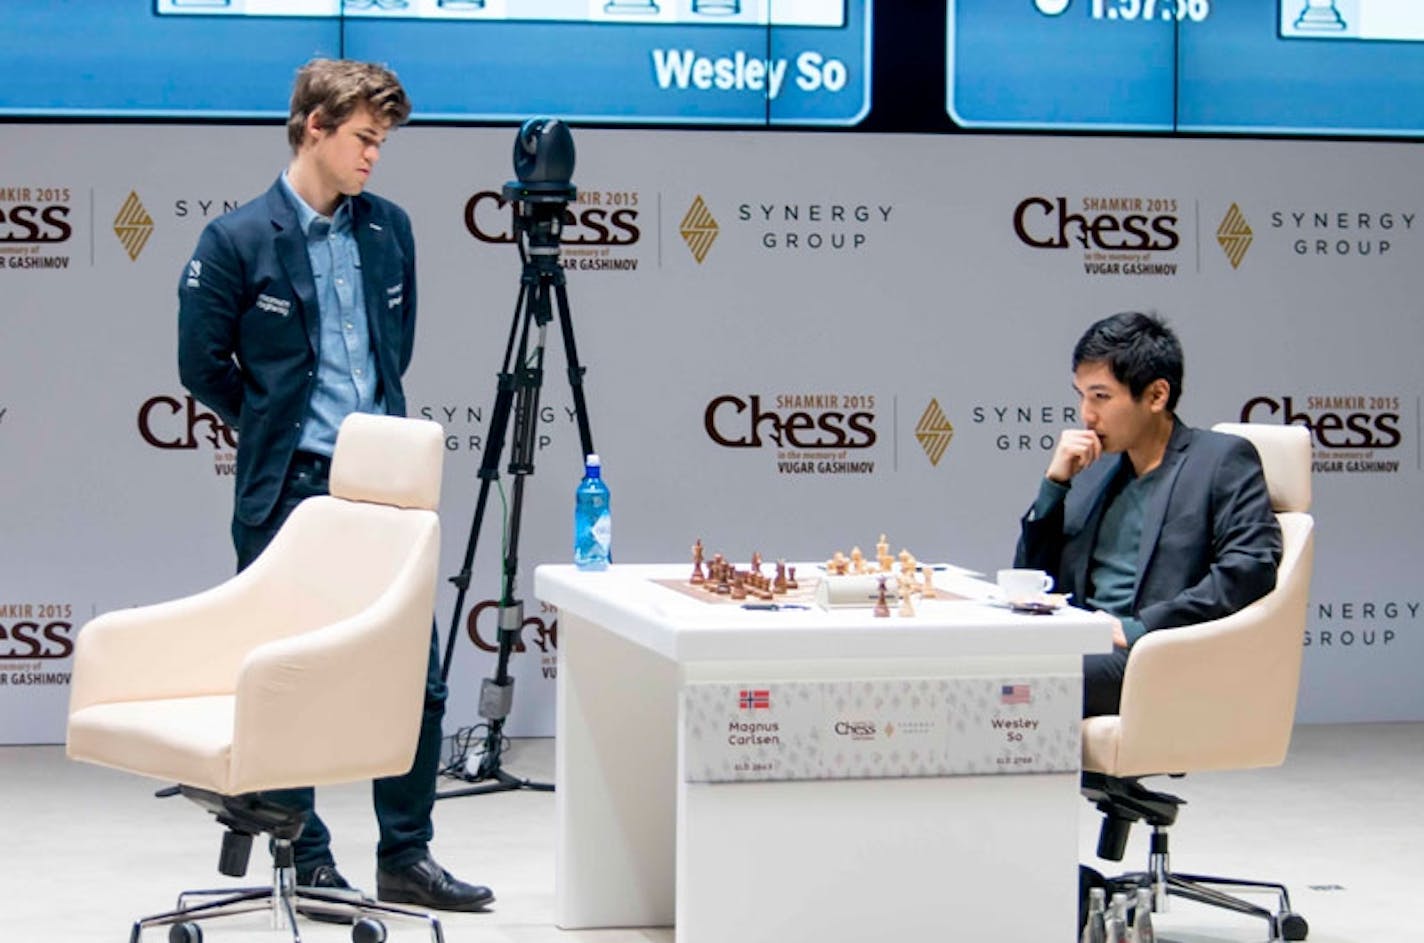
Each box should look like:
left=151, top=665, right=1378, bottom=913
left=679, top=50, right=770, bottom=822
left=1072, top=311, right=1184, bottom=411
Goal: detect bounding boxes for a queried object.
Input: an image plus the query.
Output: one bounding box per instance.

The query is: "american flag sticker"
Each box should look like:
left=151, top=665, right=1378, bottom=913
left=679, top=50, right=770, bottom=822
left=1000, top=684, right=1031, bottom=705
left=739, top=688, right=771, bottom=710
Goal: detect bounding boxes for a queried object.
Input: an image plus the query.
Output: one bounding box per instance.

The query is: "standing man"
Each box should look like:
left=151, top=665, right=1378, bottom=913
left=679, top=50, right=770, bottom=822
left=1014, top=312, right=1283, bottom=717
left=178, top=59, right=492, bottom=913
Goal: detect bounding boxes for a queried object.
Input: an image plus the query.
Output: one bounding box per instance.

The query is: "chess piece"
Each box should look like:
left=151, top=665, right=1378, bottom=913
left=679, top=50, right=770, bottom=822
left=876, top=533, right=891, bottom=572
left=873, top=576, right=890, bottom=618
left=751, top=551, right=762, bottom=573
left=730, top=572, right=747, bottom=600
left=898, top=549, right=915, bottom=577
left=715, top=567, right=731, bottom=595
left=690, top=538, right=705, bottom=584
left=828, top=551, right=849, bottom=575
left=774, top=560, right=788, bottom=594
left=897, top=575, right=915, bottom=617
left=786, top=565, right=799, bottom=590
left=921, top=566, right=937, bottom=599
left=850, top=546, right=865, bottom=574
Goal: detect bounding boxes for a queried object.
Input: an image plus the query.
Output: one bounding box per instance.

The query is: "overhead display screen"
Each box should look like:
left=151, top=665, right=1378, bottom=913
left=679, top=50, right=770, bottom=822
left=946, top=0, right=1424, bottom=137
left=0, top=0, right=870, bottom=126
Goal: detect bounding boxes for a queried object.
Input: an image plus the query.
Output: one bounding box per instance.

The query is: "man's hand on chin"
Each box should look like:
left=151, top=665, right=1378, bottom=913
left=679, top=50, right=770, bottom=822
left=1046, top=428, right=1103, bottom=484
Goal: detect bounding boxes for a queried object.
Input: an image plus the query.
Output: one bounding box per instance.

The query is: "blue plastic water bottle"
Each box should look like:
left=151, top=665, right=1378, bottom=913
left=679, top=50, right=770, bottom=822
left=574, top=454, right=611, bottom=571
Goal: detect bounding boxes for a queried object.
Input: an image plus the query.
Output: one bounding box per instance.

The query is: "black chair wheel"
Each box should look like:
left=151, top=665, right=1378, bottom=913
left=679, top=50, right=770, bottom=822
left=352, top=916, right=387, bottom=943
left=1280, top=911, right=1309, bottom=941
left=168, top=922, right=203, bottom=943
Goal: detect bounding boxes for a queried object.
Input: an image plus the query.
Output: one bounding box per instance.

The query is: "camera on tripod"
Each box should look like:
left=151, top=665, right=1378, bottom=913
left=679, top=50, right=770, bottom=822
left=437, top=117, right=597, bottom=799
left=504, top=118, right=579, bottom=270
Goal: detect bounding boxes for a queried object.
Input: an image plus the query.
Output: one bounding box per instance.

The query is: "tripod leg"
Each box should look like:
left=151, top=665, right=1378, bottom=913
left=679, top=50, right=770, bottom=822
left=437, top=277, right=533, bottom=684
left=553, top=278, right=596, bottom=460
left=439, top=264, right=554, bottom=797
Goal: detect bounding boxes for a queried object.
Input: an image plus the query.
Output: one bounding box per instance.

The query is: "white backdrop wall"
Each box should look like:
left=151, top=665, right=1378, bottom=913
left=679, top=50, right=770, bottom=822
left=2, top=125, right=1420, bottom=743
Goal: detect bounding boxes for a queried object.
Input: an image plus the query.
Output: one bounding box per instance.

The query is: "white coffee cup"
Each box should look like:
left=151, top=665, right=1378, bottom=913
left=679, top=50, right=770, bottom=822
left=996, top=568, right=1054, bottom=603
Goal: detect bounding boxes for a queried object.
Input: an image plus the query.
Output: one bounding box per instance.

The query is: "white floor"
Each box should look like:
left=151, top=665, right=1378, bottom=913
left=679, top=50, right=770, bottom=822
left=1, top=724, right=1418, bottom=943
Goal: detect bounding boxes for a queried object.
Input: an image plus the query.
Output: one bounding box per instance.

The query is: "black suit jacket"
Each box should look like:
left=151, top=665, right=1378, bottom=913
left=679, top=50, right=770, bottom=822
left=1015, top=420, right=1282, bottom=634
left=178, top=178, right=417, bottom=527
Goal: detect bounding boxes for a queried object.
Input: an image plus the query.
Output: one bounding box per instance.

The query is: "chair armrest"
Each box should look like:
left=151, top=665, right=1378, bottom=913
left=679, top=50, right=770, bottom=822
left=226, top=525, right=440, bottom=793
left=68, top=568, right=281, bottom=713
left=1112, top=525, right=1313, bottom=776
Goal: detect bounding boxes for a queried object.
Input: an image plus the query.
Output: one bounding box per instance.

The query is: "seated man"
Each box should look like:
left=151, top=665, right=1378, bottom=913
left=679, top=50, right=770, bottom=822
left=1014, top=311, right=1282, bottom=717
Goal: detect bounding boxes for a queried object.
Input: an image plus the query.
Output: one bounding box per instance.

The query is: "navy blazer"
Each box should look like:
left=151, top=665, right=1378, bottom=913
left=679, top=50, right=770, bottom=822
left=178, top=178, right=417, bottom=527
left=1015, top=420, right=1283, bottom=634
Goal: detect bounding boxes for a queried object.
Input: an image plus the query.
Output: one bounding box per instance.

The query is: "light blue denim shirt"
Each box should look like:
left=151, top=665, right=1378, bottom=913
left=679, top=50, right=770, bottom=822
left=280, top=172, right=381, bottom=457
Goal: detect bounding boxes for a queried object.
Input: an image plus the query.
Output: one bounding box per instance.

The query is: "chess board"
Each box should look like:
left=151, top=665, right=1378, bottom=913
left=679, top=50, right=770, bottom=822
left=652, top=575, right=821, bottom=606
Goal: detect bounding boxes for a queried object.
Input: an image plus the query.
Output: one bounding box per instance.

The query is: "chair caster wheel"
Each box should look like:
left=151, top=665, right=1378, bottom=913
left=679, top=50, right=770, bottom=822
left=352, top=916, right=388, bottom=943
left=1279, top=911, right=1309, bottom=941
left=168, top=922, right=203, bottom=943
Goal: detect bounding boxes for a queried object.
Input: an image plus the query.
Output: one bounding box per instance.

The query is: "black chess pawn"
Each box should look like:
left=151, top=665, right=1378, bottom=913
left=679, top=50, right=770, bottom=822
left=873, top=576, right=890, bottom=618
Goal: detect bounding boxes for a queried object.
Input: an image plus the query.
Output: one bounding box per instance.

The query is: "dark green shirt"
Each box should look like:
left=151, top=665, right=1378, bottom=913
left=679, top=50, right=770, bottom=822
left=1031, top=464, right=1163, bottom=646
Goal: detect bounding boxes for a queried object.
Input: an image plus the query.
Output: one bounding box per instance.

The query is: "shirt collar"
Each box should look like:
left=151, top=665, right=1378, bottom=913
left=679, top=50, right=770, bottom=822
left=279, top=170, right=352, bottom=237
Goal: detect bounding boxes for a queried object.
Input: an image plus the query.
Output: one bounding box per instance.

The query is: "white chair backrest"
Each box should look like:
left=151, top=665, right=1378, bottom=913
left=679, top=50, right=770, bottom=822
left=1211, top=422, right=1311, bottom=514
left=330, top=413, right=444, bottom=511
left=1085, top=421, right=1316, bottom=777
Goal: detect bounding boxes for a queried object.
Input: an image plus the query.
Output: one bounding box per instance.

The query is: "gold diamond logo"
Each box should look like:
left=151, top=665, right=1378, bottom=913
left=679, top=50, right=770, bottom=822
left=915, top=399, right=954, bottom=467
left=679, top=195, right=719, bottom=264
left=113, top=190, right=154, bottom=262
left=1216, top=202, right=1253, bottom=270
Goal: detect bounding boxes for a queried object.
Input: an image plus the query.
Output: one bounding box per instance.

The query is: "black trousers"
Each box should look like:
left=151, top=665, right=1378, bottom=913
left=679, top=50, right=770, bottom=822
left=232, top=450, right=448, bottom=874
left=1083, top=648, right=1131, bottom=718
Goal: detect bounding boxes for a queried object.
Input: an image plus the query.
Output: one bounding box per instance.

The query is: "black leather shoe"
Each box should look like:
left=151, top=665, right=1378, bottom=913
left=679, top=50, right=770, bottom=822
left=296, top=864, right=364, bottom=925
left=376, top=854, right=494, bottom=912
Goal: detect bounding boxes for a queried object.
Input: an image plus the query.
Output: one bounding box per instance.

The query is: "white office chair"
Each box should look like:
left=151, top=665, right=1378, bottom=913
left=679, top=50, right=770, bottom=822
left=1080, top=422, right=1315, bottom=942
left=67, top=413, right=448, bottom=943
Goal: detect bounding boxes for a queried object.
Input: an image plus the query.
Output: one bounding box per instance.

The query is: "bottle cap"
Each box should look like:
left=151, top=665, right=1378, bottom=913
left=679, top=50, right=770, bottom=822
left=584, top=453, right=602, bottom=476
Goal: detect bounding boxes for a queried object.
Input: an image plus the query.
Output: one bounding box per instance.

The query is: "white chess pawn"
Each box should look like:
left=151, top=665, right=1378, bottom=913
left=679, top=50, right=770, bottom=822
left=897, top=576, right=915, bottom=617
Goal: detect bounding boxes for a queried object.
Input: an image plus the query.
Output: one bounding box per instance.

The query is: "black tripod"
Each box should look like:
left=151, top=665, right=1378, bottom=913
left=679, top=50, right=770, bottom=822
left=437, top=176, right=594, bottom=799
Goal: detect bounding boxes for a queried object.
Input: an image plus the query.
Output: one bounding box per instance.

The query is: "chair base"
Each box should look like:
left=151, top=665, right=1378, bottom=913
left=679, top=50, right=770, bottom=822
left=130, top=787, right=444, bottom=943
left=1084, top=773, right=1308, bottom=941
left=131, top=880, right=445, bottom=943
left=1104, top=867, right=1309, bottom=942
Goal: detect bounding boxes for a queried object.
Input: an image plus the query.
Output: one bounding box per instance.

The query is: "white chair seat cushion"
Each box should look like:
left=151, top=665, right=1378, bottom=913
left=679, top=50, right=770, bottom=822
left=68, top=695, right=235, bottom=794
left=1081, top=715, right=1122, bottom=774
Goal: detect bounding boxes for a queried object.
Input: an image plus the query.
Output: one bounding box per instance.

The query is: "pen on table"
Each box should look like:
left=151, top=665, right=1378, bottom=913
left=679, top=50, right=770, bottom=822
left=741, top=603, right=809, bottom=611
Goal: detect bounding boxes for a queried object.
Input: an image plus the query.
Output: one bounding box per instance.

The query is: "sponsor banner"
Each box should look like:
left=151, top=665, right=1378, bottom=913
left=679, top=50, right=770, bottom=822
left=1012, top=194, right=1185, bottom=278
left=698, top=391, right=962, bottom=478
left=682, top=675, right=1080, bottom=783
left=1306, top=598, right=1418, bottom=652
left=464, top=185, right=646, bottom=275
left=1211, top=201, right=1419, bottom=267
left=1239, top=393, right=1412, bottom=475
left=137, top=393, right=239, bottom=478
left=4, top=125, right=1424, bottom=741
left=0, top=184, right=76, bottom=271
left=0, top=600, right=80, bottom=743
left=673, top=192, right=900, bottom=265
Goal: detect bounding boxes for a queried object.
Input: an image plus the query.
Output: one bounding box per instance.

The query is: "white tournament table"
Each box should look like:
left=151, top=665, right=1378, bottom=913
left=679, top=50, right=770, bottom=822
left=535, top=562, right=1114, bottom=942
